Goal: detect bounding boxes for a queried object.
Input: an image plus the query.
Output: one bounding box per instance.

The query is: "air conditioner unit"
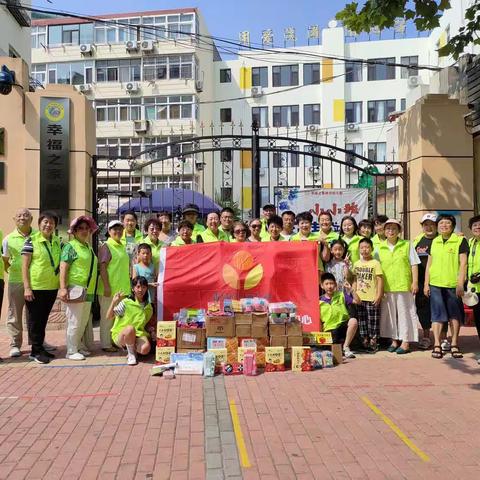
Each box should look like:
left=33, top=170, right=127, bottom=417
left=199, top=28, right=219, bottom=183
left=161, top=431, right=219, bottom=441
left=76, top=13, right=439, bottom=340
left=251, top=86, right=263, bottom=98
left=78, top=83, right=92, bottom=93
left=134, top=120, right=150, bottom=133
left=125, top=40, right=138, bottom=52
left=195, top=80, right=203, bottom=93
left=308, top=124, right=320, bottom=134
left=140, top=40, right=154, bottom=52
left=408, top=75, right=421, bottom=88
left=125, top=82, right=139, bottom=93
left=346, top=123, right=359, bottom=132
left=79, top=43, right=93, bottom=55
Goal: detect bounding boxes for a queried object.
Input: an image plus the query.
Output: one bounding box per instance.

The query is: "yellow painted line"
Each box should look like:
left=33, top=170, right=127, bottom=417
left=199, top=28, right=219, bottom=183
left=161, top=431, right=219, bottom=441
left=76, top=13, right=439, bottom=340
left=229, top=399, right=251, bottom=468
left=361, top=396, right=430, bottom=463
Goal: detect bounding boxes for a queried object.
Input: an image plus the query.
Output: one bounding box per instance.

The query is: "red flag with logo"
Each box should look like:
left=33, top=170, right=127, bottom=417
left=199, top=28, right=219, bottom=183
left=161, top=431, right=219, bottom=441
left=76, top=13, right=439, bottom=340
left=157, top=241, right=319, bottom=332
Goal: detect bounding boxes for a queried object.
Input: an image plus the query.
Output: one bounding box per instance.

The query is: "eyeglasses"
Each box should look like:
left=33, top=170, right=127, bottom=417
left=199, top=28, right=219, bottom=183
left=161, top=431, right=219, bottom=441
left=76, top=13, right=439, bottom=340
left=234, top=229, right=246, bottom=234
left=251, top=224, right=261, bottom=229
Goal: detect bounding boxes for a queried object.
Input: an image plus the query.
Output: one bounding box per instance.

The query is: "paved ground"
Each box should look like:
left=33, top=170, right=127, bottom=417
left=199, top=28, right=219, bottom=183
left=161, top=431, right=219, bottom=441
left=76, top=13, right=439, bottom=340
left=0, top=325, right=480, bottom=479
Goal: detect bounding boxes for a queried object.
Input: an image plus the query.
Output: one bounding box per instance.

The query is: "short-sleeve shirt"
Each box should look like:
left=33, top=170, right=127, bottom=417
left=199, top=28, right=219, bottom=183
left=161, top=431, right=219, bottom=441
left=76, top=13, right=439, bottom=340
left=353, top=259, right=383, bottom=302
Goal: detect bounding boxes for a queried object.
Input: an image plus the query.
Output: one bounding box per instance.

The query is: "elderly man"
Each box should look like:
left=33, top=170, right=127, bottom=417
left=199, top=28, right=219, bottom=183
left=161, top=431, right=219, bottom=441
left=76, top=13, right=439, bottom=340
left=2, top=209, right=56, bottom=357
left=182, top=204, right=205, bottom=241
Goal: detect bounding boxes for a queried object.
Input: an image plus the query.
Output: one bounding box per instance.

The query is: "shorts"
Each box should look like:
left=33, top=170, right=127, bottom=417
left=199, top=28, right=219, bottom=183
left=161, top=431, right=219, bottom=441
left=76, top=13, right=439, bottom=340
left=328, top=322, right=348, bottom=344
left=429, top=285, right=464, bottom=323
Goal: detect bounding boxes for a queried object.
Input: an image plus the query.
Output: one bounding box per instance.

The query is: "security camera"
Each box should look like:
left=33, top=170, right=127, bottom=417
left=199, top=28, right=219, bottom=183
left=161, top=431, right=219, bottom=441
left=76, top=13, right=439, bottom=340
left=0, top=65, right=16, bottom=96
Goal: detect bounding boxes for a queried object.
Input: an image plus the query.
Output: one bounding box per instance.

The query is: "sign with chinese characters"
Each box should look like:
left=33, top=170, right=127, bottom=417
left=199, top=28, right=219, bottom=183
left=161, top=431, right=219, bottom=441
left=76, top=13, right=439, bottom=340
left=40, top=97, right=70, bottom=221
left=277, top=188, right=368, bottom=232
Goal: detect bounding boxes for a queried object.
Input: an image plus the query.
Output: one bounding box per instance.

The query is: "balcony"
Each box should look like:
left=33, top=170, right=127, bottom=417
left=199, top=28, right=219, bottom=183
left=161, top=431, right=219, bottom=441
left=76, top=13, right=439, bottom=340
left=6, top=0, right=30, bottom=27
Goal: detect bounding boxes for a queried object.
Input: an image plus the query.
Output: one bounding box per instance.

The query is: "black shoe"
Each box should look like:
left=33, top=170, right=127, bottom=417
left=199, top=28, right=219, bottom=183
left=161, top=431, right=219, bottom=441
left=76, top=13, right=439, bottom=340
left=29, top=353, right=51, bottom=364
left=41, top=349, right=55, bottom=359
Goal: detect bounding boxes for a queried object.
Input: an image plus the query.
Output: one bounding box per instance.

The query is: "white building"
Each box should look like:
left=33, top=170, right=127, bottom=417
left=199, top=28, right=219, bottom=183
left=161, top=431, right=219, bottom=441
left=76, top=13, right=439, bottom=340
left=0, top=0, right=31, bottom=63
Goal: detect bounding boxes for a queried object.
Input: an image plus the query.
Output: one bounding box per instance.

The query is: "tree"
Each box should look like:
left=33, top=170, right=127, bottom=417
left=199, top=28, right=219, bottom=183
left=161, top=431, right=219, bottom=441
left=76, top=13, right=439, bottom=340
left=336, top=0, right=480, bottom=59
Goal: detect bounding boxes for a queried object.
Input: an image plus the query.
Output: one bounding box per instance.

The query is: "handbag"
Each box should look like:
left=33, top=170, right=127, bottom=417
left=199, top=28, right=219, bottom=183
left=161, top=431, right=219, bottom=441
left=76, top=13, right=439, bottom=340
left=66, top=248, right=95, bottom=304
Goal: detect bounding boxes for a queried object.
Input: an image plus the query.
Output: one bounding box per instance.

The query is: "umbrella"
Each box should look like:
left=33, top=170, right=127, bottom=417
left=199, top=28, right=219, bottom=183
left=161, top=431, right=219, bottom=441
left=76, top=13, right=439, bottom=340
left=117, top=188, right=221, bottom=215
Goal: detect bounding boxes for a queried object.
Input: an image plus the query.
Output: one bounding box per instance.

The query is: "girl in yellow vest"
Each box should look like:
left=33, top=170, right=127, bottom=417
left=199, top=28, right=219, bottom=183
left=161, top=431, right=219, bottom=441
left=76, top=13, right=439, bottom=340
left=339, top=216, right=362, bottom=264
left=107, top=276, right=152, bottom=366
left=467, top=215, right=480, bottom=364
left=425, top=214, right=468, bottom=359
left=59, top=216, right=98, bottom=361
left=21, top=211, right=61, bottom=364
left=376, top=219, right=420, bottom=354
left=98, top=220, right=132, bottom=352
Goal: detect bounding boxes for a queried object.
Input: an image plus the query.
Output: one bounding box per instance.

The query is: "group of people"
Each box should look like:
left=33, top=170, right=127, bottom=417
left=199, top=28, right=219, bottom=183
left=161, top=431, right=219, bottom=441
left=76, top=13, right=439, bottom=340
left=0, top=202, right=479, bottom=365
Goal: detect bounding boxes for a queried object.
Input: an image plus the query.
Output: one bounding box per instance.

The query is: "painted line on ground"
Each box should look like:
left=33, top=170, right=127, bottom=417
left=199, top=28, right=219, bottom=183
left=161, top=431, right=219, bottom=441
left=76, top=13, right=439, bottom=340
left=361, top=395, right=430, bottom=463
left=0, top=391, right=118, bottom=401
left=229, top=399, right=251, bottom=468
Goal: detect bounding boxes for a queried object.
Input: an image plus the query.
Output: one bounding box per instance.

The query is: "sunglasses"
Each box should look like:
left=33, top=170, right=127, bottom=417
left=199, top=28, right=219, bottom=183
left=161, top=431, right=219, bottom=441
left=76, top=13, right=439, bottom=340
left=251, top=224, right=261, bottom=229
left=234, top=229, right=247, bottom=234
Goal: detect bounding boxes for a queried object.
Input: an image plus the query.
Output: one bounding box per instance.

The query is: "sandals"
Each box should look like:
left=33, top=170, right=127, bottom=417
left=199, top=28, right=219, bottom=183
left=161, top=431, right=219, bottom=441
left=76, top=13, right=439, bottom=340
left=431, top=346, right=443, bottom=359
left=450, top=346, right=463, bottom=359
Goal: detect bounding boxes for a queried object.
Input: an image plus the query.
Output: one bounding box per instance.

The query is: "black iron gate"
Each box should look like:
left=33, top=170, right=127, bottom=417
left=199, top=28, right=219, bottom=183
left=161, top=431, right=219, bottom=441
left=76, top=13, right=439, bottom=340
left=92, top=124, right=407, bottom=238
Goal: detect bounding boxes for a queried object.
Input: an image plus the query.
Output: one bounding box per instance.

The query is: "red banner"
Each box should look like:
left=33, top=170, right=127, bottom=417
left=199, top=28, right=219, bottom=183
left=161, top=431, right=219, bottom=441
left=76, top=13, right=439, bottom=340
left=157, top=241, right=320, bottom=332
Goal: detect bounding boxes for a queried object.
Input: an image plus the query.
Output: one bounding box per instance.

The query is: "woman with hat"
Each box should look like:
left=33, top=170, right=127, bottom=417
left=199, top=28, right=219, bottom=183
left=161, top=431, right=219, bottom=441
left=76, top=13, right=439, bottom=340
left=21, top=211, right=61, bottom=364
left=59, top=216, right=98, bottom=361
left=467, top=215, right=480, bottom=362
left=182, top=204, right=205, bottom=241
left=98, top=220, right=131, bottom=352
left=376, top=218, right=420, bottom=354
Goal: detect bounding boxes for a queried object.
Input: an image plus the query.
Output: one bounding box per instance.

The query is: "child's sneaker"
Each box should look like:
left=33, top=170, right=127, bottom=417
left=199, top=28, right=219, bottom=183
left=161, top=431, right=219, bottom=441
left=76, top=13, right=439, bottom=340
left=343, top=347, right=356, bottom=359
left=127, top=353, right=137, bottom=366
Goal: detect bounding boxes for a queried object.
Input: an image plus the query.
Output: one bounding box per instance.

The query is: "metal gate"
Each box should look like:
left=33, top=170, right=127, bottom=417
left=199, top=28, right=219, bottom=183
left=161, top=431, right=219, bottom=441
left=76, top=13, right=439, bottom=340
left=92, top=124, right=407, bottom=238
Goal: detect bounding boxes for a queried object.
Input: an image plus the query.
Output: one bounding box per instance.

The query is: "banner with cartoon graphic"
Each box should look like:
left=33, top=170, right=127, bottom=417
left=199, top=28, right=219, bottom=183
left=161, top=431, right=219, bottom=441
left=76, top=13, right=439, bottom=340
left=277, top=188, right=369, bottom=233
left=157, top=241, right=320, bottom=332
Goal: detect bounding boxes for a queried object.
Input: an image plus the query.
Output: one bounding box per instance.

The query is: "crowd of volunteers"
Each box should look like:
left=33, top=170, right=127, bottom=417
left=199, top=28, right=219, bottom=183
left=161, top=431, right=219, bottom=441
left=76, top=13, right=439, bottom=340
left=0, top=202, right=479, bottom=365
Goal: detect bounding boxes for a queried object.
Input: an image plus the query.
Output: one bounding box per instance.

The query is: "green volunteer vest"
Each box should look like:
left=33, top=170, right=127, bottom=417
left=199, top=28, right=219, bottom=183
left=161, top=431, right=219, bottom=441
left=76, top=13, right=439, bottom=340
left=377, top=239, right=411, bottom=292
left=5, top=228, right=35, bottom=284
left=111, top=298, right=153, bottom=340
left=322, top=230, right=339, bottom=244
left=143, top=236, right=163, bottom=269
left=291, top=232, right=320, bottom=241
left=171, top=236, right=196, bottom=246
left=67, top=238, right=98, bottom=296
left=429, top=233, right=463, bottom=288
left=28, top=232, right=61, bottom=290
left=100, top=238, right=131, bottom=296
left=413, top=233, right=424, bottom=247
left=200, top=228, right=229, bottom=243
left=121, top=229, right=143, bottom=245
left=343, top=234, right=361, bottom=263
left=320, top=292, right=348, bottom=332
left=372, top=234, right=385, bottom=251
left=468, top=237, right=480, bottom=292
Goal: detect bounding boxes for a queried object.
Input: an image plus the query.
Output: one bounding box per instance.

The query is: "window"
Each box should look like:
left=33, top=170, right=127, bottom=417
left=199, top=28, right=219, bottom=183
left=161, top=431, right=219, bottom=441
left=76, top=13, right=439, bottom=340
left=96, top=137, right=143, bottom=160
left=367, top=100, right=396, bottom=122
left=44, top=61, right=94, bottom=85
left=400, top=98, right=406, bottom=111
left=220, top=69, right=231, bottom=83
left=304, top=145, right=320, bottom=167
left=96, top=98, right=142, bottom=122
left=96, top=59, right=140, bottom=83
left=220, top=150, right=232, bottom=163
left=303, top=63, right=320, bottom=85
left=400, top=56, right=419, bottom=78
left=345, top=143, right=363, bottom=165
left=31, top=64, right=46, bottom=86
left=273, top=152, right=299, bottom=168
left=31, top=26, right=47, bottom=49
left=252, top=107, right=268, bottom=128
left=367, top=142, right=387, bottom=162
left=272, top=65, right=299, bottom=87
left=95, top=18, right=139, bottom=43
left=144, top=95, right=196, bottom=121
left=272, top=105, right=299, bottom=127
left=220, top=108, right=232, bottom=123
left=304, top=104, right=321, bottom=125
left=367, top=57, right=395, bottom=81
left=47, top=23, right=94, bottom=46
left=143, top=55, right=194, bottom=81
left=252, top=67, right=268, bottom=87
left=345, top=61, right=363, bottom=82
left=345, top=102, right=362, bottom=124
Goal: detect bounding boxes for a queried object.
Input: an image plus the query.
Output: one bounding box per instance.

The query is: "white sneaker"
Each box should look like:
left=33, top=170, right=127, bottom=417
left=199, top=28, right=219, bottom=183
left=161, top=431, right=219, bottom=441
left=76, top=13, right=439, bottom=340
left=127, top=353, right=137, bottom=366
left=9, top=347, right=21, bottom=357
left=343, top=348, right=356, bottom=359
left=78, top=349, right=91, bottom=357
left=66, top=352, right=85, bottom=361
left=43, top=342, right=57, bottom=352
left=441, top=340, right=451, bottom=352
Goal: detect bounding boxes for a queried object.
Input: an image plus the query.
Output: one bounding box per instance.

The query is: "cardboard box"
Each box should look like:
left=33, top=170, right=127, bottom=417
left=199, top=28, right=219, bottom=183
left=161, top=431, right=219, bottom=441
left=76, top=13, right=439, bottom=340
left=206, top=315, right=235, bottom=337
left=176, top=327, right=206, bottom=350
left=270, top=336, right=288, bottom=348
left=208, top=348, right=228, bottom=368
left=269, top=323, right=286, bottom=336
left=302, top=331, right=333, bottom=346
left=207, top=337, right=227, bottom=350
left=155, top=346, right=175, bottom=364
left=265, top=346, right=285, bottom=372
left=287, top=336, right=303, bottom=348
left=251, top=324, right=268, bottom=338
left=235, top=313, right=252, bottom=325
left=176, top=348, right=205, bottom=353
left=291, top=346, right=311, bottom=372
left=252, top=312, right=268, bottom=326
left=237, top=346, right=256, bottom=363
left=235, top=324, right=252, bottom=337
left=171, top=352, right=204, bottom=375
left=286, top=321, right=303, bottom=336
left=156, top=321, right=177, bottom=347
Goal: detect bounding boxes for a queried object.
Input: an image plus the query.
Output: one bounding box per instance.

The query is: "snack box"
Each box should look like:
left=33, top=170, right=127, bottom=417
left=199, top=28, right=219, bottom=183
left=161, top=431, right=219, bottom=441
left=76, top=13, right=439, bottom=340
left=208, top=348, right=228, bottom=372
left=155, top=346, right=176, bottom=364
left=206, top=315, right=235, bottom=337
left=268, top=302, right=296, bottom=314
left=203, top=351, right=216, bottom=377
left=156, top=321, right=177, bottom=347
left=237, top=346, right=256, bottom=363
left=264, top=346, right=285, bottom=372
left=302, top=332, right=333, bottom=346
left=291, top=346, right=312, bottom=372
left=207, top=337, right=227, bottom=350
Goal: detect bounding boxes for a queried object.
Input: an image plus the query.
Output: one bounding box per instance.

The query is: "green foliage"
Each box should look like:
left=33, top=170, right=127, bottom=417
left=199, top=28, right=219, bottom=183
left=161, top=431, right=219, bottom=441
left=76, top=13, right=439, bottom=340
left=336, top=0, right=480, bottom=59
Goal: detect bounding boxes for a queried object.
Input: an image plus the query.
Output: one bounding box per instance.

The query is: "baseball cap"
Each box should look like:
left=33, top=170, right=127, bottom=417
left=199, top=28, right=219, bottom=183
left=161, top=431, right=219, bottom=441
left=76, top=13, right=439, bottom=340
left=107, top=220, right=123, bottom=230
left=262, top=203, right=275, bottom=210
left=384, top=218, right=402, bottom=228
left=182, top=203, right=200, bottom=215
left=420, top=213, right=437, bottom=224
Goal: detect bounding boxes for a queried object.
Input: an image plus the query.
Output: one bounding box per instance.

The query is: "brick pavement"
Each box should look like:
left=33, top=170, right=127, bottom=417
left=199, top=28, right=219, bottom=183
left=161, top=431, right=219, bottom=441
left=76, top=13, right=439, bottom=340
left=0, top=326, right=479, bottom=479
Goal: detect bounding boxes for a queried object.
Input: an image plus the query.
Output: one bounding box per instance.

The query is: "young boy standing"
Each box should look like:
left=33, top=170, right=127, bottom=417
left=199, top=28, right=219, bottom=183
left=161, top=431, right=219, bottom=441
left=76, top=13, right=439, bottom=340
left=352, top=237, right=384, bottom=352
left=320, top=272, right=359, bottom=359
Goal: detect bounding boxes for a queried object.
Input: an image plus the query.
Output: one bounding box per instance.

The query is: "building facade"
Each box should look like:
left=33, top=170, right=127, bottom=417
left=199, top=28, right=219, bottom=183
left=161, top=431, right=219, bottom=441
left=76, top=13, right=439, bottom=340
left=0, top=0, right=31, bottom=63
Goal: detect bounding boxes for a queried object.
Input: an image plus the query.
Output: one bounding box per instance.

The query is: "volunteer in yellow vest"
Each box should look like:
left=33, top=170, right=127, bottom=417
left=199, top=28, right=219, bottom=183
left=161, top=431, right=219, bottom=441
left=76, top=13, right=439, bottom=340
left=143, top=218, right=163, bottom=269
left=263, top=216, right=286, bottom=242
left=231, top=221, right=248, bottom=243
left=260, top=204, right=276, bottom=241
left=339, top=216, right=362, bottom=264
left=358, top=219, right=374, bottom=239
left=121, top=210, right=143, bottom=262
left=318, top=212, right=339, bottom=244
left=107, top=276, right=152, bottom=366
left=319, top=272, right=359, bottom=359
left=2, top=209, right=47, bottom=357
left=156, top=211, right=176, bottom=245
left=376, top=219, right=420, bottom=354
left=21, top=211, right=61, bottom=365
left=182, top=204, right=205, bottom=242
left=280, top=210, right=296, bottom=240
left=248, top=219, right=263, bottom=242
left=219, top=207, right=235, bottom=241
left=171, top=221, right=196, bottom=246
left=199, top=211, right=229, bottom=243
left=467, top=215, right=480, bottom=363
left=425, top=214, right=468, bottom=359
left=372, top=214, right=388, bottom=250
left=59, top=216, right=98, bottom=361
left=98, top=220, right=132, bottom=352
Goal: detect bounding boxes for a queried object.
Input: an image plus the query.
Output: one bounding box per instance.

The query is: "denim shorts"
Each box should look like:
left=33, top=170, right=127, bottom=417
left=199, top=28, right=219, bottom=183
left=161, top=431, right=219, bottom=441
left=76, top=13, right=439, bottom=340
left=430, top=285, right=464, bottom=323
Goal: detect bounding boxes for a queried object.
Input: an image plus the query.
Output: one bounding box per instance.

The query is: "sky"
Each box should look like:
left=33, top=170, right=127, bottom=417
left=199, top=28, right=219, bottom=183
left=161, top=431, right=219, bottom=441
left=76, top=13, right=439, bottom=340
left=34, top=0, right=423, bottom=50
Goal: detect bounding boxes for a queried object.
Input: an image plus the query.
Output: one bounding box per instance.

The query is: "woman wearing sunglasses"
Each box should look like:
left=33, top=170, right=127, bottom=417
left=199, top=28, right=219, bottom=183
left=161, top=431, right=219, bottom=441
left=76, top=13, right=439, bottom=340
left=232, top=221, right=249, bottom=242
left=248, top=219, right=263, bottom=242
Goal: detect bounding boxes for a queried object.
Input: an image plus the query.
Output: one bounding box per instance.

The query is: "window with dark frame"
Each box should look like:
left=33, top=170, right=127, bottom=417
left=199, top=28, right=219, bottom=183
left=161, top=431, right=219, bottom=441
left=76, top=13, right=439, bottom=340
left=272, top=105, right=299, bottom=127
left=303, top=63, right=320, bottom=85
left=345, top=61, right=363, bottom=82
left=272, top=65, right=299, bottom=87
left=367, top=99, right=396, bottom=122
left=220, top=68, right=232, bottom=83
left=252, top=67, right=268, bottom=87
left=304, top=104, right=321, bottom=125
left=345, top=102, right=362, bottom=124
left=220, top=108, right=232, bottom=123
left=367, top=57, right=396, bottom=81
left=400, top=56, right=419, bottom=78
